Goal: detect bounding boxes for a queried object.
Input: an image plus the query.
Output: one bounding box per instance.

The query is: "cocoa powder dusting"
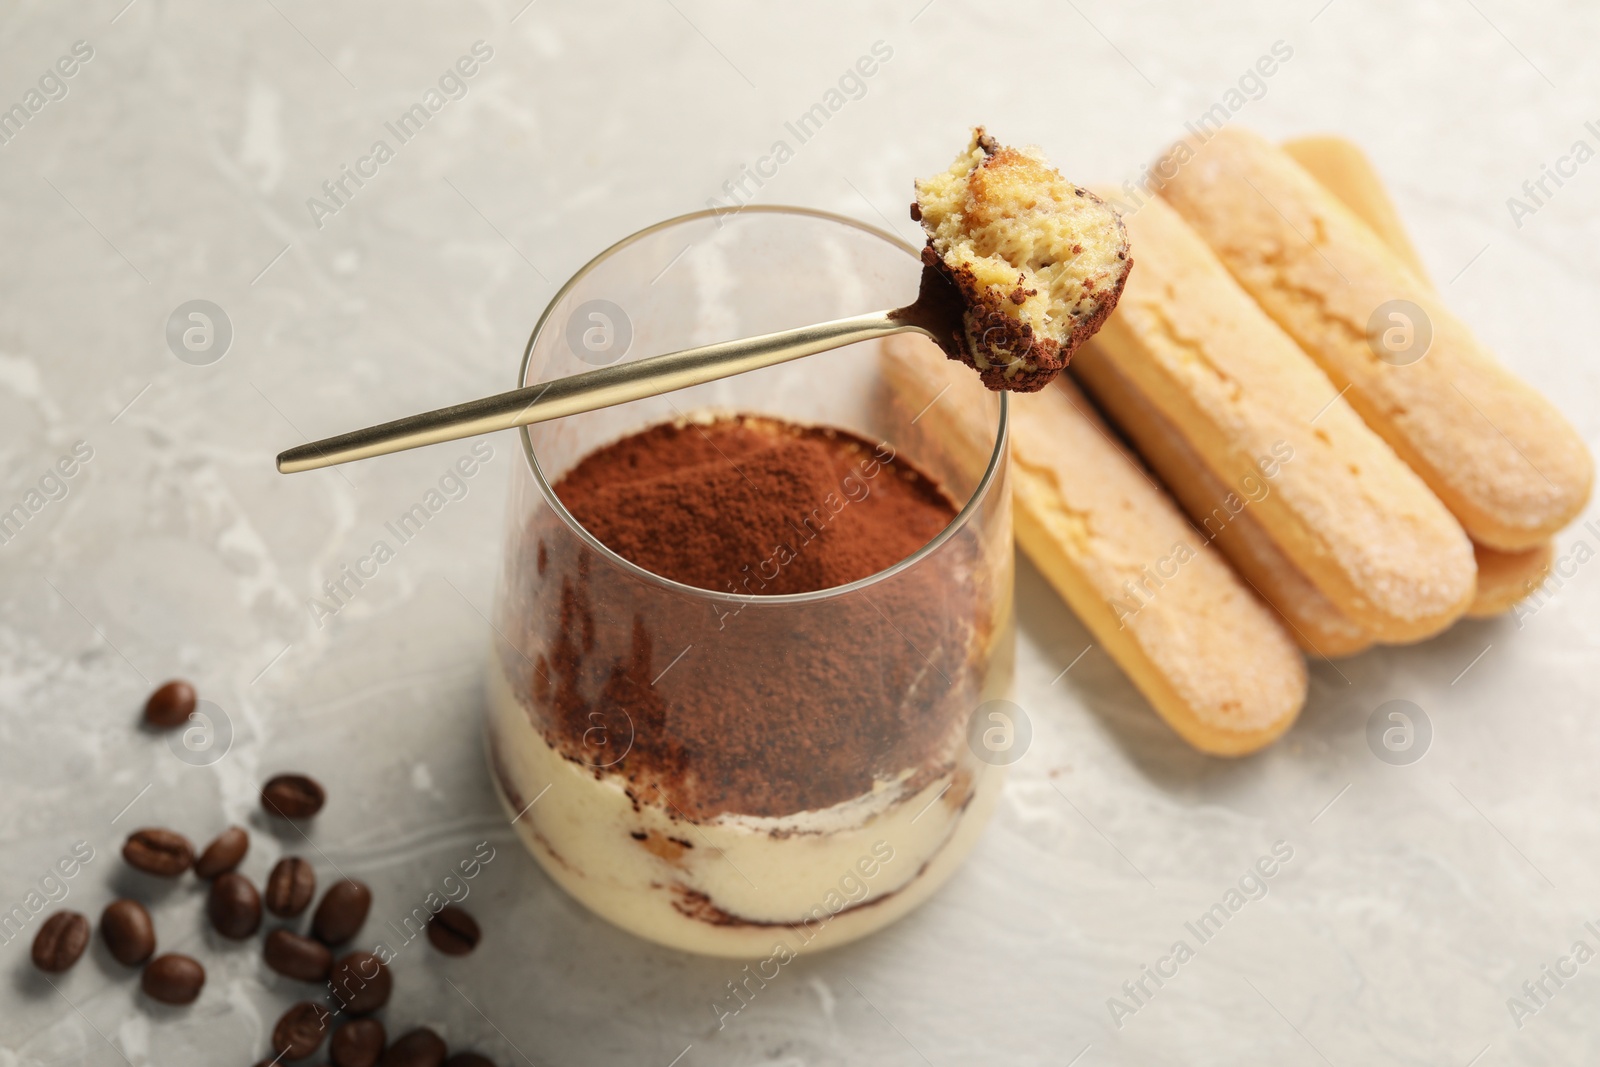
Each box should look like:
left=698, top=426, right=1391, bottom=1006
left=556, top=417, right=953, bottom=594
left=504, top=414, right=988, bottom=821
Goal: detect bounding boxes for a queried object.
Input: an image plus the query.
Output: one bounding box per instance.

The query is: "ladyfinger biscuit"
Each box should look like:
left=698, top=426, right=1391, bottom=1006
left=1467, top=541, right=1555, bottom=619
left=1285, top=134, right=1560, bottom=617
left=1071, top=342, right=1372, bottom=658
left=1073, top=192, right=1475, bottom=642
left=1281, top=136, right=1431, bottom=281
left=1155, top=127, right=1593, bottom=551
left=882, top=334, right=1306, bottom=756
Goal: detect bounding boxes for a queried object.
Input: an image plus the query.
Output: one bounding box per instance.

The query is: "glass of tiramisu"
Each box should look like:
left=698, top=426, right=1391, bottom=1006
left=486, top=207, right=1013, bottom=957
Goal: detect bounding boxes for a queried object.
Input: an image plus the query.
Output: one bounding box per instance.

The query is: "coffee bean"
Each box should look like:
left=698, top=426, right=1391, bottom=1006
left=443, top=1055, right=497, bottom=1067
left=263, top=928, right=333, bottom=983
left=193, top=825, right=249, bottom=879
left=143, top=679, right=196, bottom=728
left=141, top=953, right=205, bottom=1004
left=123, top=828, right=194, bottom=876
left=265, top=856, right=317, bottom=917
left=206, top=871, right=262, bottom=939
left=272, top=1000, right=333, bottom=1060
left=30, top=910, right=89, bottom=973
left=328, top=950, right=391, bottom=1014
left=100, top=899, right=156, bottom=966
left=377, top=1028, right=446, bottom=1067
left=313, top=879, right=372, bottom=945
left=330, top=1018, right=387, bottom=1067
left=261, top=773, right=326, bottom=819
left=426, top=905, right=480, bottom=956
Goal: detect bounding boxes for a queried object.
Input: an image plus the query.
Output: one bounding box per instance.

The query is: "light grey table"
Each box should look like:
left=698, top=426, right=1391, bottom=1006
left=3, top=1, right=1598, bottom=1064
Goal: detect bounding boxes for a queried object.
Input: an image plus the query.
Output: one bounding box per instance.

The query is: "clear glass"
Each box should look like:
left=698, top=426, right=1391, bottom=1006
left=486, top=207, right=1013, bottom=957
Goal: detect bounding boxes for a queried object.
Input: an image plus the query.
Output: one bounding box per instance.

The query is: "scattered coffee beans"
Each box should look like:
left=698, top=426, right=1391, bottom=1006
left=111, top=720, right=497, bottom=1063
left=143, top=679, right=196, bottom=729
left=263, top=928, right=333, bottom=982
left=193, top=825, right=249, bottom=879
left=206, top=871, right=262, bottom=939
left=329, top=950, right=392, bottom=1014
left=122, top=828, right=194, bottom=876
left=379, top=1028, right=447, bottom=1067
left=100, top=899, right=156, bottom=966
left=330, top=1018, right=388, bottom=1067
left=30, top=910, right=89, bottom=973
left=142, top=953, right=205, bottom=1004
left=261, top=773, right=326, bottom=819
left=272, top=1000, right=333, bottom=1060
left=265, top=856, right=316, bottom=917
left=426, top=905, right=480, bottom=956
left=313, top=879, right=372, bottom=945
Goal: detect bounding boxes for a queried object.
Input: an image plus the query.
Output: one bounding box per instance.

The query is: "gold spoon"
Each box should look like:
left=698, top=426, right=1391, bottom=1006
left=275, top=265, right=965, bottom=474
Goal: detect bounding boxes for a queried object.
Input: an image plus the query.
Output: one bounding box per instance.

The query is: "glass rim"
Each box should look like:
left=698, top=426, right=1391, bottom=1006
left=516, top=204, right=1009, bottom=606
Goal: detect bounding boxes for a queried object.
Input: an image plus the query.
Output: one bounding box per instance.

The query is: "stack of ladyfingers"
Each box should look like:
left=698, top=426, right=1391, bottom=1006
left=885, top=130, right=1591, bottom=757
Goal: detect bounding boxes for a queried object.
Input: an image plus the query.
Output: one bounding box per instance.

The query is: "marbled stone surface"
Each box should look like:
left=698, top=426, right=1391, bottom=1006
left=2, top=1, right=1598, bottom=1064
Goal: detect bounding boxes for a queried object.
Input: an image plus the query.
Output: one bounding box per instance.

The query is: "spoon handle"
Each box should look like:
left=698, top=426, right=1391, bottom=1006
left=277, top=310, right=909, bottom=473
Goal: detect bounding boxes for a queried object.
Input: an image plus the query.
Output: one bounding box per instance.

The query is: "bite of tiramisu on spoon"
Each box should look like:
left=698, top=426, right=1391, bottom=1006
left=276, top=127, right=1131, bottom=474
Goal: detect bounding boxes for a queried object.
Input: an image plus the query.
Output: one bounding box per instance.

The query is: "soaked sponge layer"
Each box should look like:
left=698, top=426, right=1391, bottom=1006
left=914, top=128, right=1131, bottom=391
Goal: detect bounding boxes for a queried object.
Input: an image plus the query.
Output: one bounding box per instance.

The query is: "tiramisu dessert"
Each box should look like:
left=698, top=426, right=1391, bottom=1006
left=488, top=413, right=1011, bottom=956
left=913, top=127, right=1132, bottom=391
left=481, top=129, right=1144, bottom=954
